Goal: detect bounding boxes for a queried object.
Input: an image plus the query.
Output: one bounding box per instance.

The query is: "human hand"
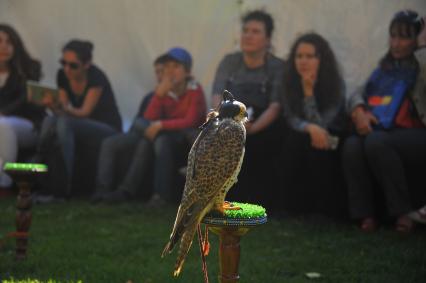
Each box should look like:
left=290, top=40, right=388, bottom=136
left=351, top=106, right=378, bottom=135
left=144, top=121, right=162, bottom=141
left=155, top=73, right=174, bottom=97
left=301, top=72, right=317, bottom=97
left=418, top=16, right=426, bottom=47
left=306, top=123, right=330, bottom=150
left=244, top=121, right=254, bottom=135
left=41, top=92, right=56, bottom=109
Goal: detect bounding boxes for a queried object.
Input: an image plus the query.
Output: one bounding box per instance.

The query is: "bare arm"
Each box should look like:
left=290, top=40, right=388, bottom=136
left=211, top=94, right=222, bottom=109
left=246, top=102, right=280, bottom=135
left=64, top=87, right=102, bottom=117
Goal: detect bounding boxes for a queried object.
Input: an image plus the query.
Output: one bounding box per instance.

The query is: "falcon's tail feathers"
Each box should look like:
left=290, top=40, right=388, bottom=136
left=173, top=226, right=197, bottom=277
left=161, top=205, right=187, bottom=258
left=161, top=241, right=172, bottom=258
left=161, top=222, right=186, bottom=258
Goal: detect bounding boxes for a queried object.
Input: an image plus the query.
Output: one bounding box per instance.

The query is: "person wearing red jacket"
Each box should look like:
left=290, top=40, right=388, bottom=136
left=100, top=47, right=206, bottom=206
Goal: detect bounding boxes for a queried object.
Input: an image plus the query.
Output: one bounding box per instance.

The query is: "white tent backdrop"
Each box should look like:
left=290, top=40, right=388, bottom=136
left=1, top=0, right=425, bottom=130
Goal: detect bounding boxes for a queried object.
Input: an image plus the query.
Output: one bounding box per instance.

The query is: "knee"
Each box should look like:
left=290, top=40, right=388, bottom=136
left=0, top=119, right=14, bottom=134
left=342, top=136, right=363, bottom=162
left=154, top=134, right=171, bottom=153
left=56, top=116, right=72, bottom=138
left=364, top=132, right=387, bottom=158
left=0, top=119, right=16, bottom=144
left=101, top=134, right=124, bottom=154
left=99, top=137, right=115, bottom=155
left=41, top=116, right=57, bottom=130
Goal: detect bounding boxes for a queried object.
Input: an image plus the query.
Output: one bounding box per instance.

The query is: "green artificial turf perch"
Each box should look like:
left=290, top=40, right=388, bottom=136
left=203, top=202, right=267, bottom=227
left=223, top=202, right=266, bottom=218
left=3, top=162, right=48, bottom=173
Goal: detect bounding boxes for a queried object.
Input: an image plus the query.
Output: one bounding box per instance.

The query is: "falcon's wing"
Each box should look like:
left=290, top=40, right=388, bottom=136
left=184, top=118, right=245, bottom=208
left=163, top=119, right=245, bottom=254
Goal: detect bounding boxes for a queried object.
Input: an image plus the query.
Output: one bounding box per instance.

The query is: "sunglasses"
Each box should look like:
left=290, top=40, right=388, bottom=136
left=59, top=59, right=81, bottom=70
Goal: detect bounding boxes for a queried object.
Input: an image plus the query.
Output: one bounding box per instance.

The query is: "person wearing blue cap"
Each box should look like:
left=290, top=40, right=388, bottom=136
left=101, top=47, right=207, bottom=205
left=343, top=10, right=426, bottom=233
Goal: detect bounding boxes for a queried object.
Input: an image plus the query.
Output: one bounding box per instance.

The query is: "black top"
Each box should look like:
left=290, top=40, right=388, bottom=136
left=57, top=65, right=122, bottom=131
left=0, top=69, right=45, bottom=127
left=212, top=52, right=285, bottom=120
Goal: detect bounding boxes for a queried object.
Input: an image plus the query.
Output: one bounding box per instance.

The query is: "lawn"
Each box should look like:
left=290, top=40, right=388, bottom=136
left=0, top=196, right=425, bottom=283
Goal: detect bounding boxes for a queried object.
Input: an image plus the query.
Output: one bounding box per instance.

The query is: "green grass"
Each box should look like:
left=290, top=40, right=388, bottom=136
left=0, top=197, right=425, bottom=283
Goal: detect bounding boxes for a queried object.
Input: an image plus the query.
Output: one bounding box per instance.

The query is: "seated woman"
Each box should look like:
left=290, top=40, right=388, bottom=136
left=280, top=32, right=348, bottom=218
left=36, top=39, right=122, bottom=197
left=211, top=10, right=285, bottom=209
left=101, top=47, right=207, bottom=206
left=0, top=24, right=45, bottom=191
left=343, top=10, right=426, bottom=233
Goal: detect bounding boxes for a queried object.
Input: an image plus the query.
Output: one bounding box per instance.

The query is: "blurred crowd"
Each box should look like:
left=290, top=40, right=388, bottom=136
left=1, top=9, right=425, bottom=233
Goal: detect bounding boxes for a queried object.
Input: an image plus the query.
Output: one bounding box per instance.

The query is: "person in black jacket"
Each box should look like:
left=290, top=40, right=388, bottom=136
left=0, top=24, right=44, bottom=190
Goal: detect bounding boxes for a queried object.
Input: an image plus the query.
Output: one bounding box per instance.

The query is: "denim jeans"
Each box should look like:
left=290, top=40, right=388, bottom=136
left=95, top=132, right=151, bottom=194
left=151, top=131, right=188, bottom=200
left=0, top=116, right=37, bottom=187
left=114, top=131, right=189, bottom=200
left=38, top=115, right=118, bottom=191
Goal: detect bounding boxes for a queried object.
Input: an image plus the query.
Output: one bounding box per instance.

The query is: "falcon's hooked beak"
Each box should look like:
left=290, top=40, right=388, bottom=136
left=242, top=109, right=249, bottom=123
left=236, top=103, right=249, bottom=123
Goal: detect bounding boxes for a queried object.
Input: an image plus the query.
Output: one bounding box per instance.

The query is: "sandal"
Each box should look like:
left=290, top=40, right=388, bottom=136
left=407, top=205, right=426, bottom=224
left=395, top=215, right=414, bottom=234
left=360, top=217, right=377, bottom=232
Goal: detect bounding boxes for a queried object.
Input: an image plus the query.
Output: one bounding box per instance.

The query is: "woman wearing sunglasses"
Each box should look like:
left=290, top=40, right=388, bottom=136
left=36, top=39, right=122, bottom=198
left=0, top=24, right=44, bottom=192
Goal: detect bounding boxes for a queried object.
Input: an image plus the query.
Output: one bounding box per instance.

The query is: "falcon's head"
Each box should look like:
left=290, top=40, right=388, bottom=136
left=218, top=90, right=248, bottom=123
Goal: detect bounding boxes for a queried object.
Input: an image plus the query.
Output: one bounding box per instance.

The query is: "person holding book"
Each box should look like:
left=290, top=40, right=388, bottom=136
left=280, top=32, right=348, bottom=218
left=100, top=47, right=206, bottom=206
left=36, top=39, right=122, bottom=197
left=343, top=11, right=426, bottom=233
left=0, top=24, right=45, bottom=190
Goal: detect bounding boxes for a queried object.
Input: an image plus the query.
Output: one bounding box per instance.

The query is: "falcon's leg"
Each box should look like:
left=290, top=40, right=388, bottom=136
left=197, top=224, right=210, bottom=283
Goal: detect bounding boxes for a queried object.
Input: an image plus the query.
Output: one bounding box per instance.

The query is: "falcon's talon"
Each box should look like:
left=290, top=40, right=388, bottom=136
left=223, top=201, right=241, bottom=211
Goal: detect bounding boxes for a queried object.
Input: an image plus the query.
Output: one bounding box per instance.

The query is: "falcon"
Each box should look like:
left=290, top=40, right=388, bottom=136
left=161, top=90, right=248, bottom=276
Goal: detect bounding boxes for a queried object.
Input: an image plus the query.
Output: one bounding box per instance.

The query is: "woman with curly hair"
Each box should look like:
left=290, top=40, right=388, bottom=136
left=280, top=32, right=348, bottom=218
